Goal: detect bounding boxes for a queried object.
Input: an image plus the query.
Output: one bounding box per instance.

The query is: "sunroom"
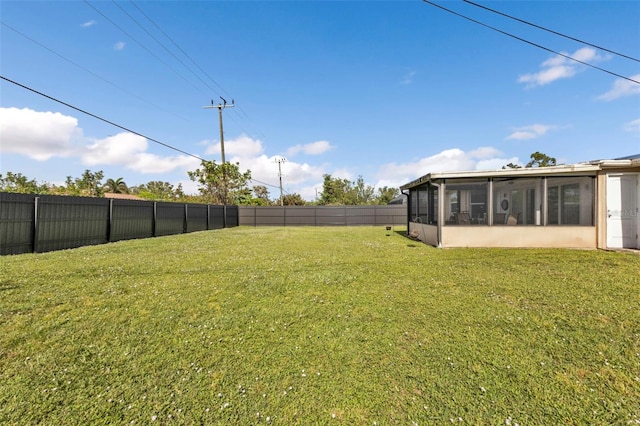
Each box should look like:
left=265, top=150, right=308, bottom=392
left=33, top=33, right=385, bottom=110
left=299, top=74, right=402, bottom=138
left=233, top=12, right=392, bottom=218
left=401, top=164, right=599, bottom=248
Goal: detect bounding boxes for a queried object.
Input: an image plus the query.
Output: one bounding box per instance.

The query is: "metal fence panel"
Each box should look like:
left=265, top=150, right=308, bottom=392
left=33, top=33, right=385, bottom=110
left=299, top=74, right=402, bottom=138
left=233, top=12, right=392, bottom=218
left=0, top=193, right=240, bottom=255
left=0, top=193, right=35, bottom=255
left=186, top=204, right=208, bottom=233
left=284, top=207, right=315, bottom=217
left=374, top=206, right=406, bottom=226
left=1, top=192, right=406, bottom=255
left=256, top=207, right=285, bottom=226
left=110, top=199, right=154, bottom=242
left=237, top=205, right=407, bottom=227
left=284, top=207, right=316, bottom=225
left=208, top=205, right=225, bottom=229
left=155, top=202, right=185, bottom=236
left=316, top=206, right=348, bottom=226
left=345, top=207, right=375, bottom=226
left=225, top=205, right=239, bottom=227
left=36, top=196, right=109, bottom=253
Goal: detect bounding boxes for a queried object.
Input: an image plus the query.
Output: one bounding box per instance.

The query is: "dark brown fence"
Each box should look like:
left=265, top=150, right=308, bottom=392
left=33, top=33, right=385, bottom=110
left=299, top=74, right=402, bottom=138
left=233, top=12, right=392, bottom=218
left=239, top=205, right=407, bottom=227
left=0, top=193, right=238, bottom=255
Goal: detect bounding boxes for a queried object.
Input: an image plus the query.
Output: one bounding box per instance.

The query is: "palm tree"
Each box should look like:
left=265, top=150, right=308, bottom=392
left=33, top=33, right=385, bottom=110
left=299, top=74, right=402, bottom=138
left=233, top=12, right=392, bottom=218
left=103, top=177, right=128, bottom=194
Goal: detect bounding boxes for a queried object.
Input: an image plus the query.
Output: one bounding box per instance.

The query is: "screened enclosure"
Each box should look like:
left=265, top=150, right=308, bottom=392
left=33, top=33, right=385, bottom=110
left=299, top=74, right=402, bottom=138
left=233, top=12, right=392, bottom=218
left=408, top=175, right=594, bottom=228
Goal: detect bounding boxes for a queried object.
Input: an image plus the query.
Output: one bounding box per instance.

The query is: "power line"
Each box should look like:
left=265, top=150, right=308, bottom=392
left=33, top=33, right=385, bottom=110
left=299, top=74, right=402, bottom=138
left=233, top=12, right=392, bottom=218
left=1, top=75, right=206, bottom=161
left=422, top=0, right=640, bottom=86
left=0, top=21, right=190, bottom=122
left=249, top=178, right=283, bottom=192
left=462, top=0, right=640, bottom=63
left=129, top=0, right=230, bottom=98
left=83, top=0, right=202, bottom=93
left=111, top=0, right=221, bottom=95
left=129, top=0, right=268, bottom=141
left=89, top=1, right=268, bottom=141
left=1, top=74, right=284, bottom=191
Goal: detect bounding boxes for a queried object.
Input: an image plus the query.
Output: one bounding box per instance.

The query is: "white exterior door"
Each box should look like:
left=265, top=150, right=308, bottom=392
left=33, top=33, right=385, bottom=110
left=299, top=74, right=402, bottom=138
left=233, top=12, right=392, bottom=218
left=607, top=174, right=639, bottom=249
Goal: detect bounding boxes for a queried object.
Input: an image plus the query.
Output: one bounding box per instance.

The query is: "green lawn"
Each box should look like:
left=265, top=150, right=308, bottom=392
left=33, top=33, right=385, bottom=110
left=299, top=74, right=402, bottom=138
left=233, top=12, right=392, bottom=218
left=1, top=226, right=639, bottom=425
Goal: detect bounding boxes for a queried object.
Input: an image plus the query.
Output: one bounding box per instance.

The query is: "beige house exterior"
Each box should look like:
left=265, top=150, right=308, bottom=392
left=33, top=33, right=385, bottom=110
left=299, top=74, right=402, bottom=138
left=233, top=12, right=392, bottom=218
left=400, top=156, right=640, bottom=249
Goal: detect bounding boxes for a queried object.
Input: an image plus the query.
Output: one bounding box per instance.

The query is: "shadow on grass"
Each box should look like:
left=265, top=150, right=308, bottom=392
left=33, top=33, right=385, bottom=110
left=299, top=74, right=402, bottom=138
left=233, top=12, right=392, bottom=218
left=382, top=228, right=425, bottom=247
left=0, top=282, right=19, bottom=291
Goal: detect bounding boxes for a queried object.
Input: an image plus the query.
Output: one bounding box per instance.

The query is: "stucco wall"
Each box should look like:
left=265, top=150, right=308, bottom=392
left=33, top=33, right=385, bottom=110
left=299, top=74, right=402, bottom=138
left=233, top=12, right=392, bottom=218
left=440, top=226, right=596, bottom=248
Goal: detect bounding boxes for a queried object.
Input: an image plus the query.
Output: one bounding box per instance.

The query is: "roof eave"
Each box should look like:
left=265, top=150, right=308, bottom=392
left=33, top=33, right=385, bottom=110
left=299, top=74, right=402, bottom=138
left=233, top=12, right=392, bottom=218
left=401, top=164, right=601, bottom=190
left=589, top=159, right=640, bottom=169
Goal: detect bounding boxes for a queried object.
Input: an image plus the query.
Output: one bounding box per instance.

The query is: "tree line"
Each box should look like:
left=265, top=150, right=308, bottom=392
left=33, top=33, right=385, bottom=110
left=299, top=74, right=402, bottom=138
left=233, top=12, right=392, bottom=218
left=0, top=160, right=400, bottom=206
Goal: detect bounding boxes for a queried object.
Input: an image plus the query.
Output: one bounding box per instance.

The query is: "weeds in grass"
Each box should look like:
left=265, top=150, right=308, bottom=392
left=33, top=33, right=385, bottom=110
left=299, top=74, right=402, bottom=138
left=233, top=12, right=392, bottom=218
left=1, top=227, right=639, bottom=424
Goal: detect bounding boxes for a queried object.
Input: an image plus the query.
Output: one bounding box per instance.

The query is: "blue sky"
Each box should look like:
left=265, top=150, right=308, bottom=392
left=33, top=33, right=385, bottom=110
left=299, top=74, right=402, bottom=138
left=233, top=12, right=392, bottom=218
left=1, top=1, right=639, bottom=200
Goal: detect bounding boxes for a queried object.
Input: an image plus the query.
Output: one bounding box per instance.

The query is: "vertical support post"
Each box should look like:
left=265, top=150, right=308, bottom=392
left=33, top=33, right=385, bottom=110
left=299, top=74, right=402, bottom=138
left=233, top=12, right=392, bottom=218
left=488, top=178, right=494, bottom=226
left=153, top=202, right=157, bottom=237
left=184, top=204, right=188, bottom=233
left=542, top=177, right=548, bottom=226
left=32, top=197, right=39, bottom=253
left=437, top=182, right=444, bottom=247
left=108, top=199, right=114, bottom=242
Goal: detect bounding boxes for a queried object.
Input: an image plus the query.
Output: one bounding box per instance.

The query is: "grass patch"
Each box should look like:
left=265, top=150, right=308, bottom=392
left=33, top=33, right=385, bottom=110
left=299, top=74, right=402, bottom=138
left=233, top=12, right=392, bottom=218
left=1, top=226, right=639, bottom=424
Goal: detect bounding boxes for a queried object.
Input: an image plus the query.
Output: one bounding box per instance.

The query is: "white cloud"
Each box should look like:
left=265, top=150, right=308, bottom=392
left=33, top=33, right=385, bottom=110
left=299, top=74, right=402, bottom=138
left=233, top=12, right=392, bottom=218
left=518, top=47, right=608, bottom=88
left=597, top=74, right=640, bottom=101
left=83, top=133, right=148, bottom=166
left=401, top=69, right=416, bottom=85
left=234, top=153, right=325, bottom=186
left=476, top=157, right=519, bottom=170
left=82, top=132, right=200, bottom=173
left=624, top=118, right=640, bottom=134
left=129, top=153, right=199, bottom=174
left=506, top=124, right=556, bottom=140
left=205, top=134, right=264, bottom=158
left=0, top=107, right=201, bottom=178
left=204, top=134, right=265, bottom=159
left=114, top=41, right=126, bottom=51
left=81, top=20, right=96, bottom=28
left=330, top=167, right=355, bottom=182
left=373, top=148, right=519, bottom=191
left=467, top=146, right=503, bottom=159
left=0, top=107, right=81, bottom=160
left=177, top=178, right=199, bottom=196
left=286, top=140, right=334, bottom=157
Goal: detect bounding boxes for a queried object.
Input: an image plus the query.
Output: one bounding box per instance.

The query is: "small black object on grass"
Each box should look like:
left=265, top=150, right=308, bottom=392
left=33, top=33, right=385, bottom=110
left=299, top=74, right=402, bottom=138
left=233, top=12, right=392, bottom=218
left=385, top=225, right=392, bottom=236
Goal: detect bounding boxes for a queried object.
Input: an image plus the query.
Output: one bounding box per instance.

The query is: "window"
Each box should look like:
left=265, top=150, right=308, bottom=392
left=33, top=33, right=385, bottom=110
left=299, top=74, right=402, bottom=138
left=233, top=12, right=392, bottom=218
left=417, top=188, right=429, bottom=223
left=411, top=185, right=438, bottom=225
left=547, top=177, right=594, bottom=225
left=493, top=178, right=542, bottom=225
left=410, top=190, right=418, bottom=221
left=445, top=181, right=488, bottom=225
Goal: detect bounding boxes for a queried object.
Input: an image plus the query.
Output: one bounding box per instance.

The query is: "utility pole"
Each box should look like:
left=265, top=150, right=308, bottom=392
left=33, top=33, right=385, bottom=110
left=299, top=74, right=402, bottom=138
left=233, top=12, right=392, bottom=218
left=204, top=98, right=234, bottom=226
left=275, top=157, right=286, bottom=206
